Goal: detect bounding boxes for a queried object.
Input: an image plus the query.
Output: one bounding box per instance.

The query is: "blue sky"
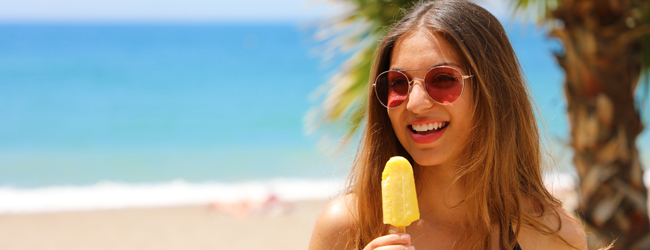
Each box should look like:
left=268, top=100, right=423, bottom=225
left=0, top=0, right=509, bottom=22
left=0, top=0, right=345, bottom=22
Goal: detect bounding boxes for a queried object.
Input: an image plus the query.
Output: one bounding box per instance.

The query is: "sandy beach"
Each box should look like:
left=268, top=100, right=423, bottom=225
left=0, top=200, right=329, bottom=250
left=0, top=173, right=593, bottom=250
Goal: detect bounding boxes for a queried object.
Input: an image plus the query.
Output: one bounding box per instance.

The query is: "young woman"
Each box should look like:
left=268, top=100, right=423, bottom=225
left=308, top=0, right=587, bottom=249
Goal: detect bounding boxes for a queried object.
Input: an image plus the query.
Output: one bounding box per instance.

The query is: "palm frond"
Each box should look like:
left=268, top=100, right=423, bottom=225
left=508, top=0, right=557, bottom=24
left=510, top=0, right=649, bottom=74
left=306, top=0, right=418, bottom=145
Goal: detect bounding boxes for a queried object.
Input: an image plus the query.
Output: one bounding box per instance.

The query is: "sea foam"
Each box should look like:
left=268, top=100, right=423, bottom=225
left=0, top=178, right=346, bottom=214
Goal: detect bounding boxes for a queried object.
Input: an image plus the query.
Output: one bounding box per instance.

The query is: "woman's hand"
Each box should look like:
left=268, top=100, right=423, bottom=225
left=364, top=233, right=414, bottom=250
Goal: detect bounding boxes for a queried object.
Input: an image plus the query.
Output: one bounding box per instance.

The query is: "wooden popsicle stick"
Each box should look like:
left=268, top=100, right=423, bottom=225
left=397, top=226, right=406, bottom=233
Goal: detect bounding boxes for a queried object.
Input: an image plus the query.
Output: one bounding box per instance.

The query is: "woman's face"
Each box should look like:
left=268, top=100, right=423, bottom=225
left=387, top=30, right=474, bottom=168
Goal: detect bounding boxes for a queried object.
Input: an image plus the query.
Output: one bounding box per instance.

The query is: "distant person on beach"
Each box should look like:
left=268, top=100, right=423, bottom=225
left=309, top=1, right=586, bottom=250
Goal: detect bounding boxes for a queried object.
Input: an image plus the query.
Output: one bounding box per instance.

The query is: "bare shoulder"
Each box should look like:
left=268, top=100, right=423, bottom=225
left=518, top=206, right=587, bottom=250
left=308, top=194, right=357, bottom=250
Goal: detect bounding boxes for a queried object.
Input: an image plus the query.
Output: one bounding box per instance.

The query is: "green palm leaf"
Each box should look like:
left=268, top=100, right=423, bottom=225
left=305, top=0, right=418, bottom=143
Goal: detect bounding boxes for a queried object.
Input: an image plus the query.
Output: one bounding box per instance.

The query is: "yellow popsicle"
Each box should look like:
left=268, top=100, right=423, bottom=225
left=382, top=156, right=420, bottom=233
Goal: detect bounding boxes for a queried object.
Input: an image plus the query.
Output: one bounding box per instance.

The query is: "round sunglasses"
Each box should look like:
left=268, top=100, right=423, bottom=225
left=373, top=65, right=472, bottom=108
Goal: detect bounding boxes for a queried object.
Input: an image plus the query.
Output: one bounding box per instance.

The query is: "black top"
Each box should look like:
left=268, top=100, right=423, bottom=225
left=509, top=225, right=522, bottom=250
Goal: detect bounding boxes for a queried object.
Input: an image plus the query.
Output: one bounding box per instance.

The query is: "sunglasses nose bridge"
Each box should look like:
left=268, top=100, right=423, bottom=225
left=408, top=77, right=426, bottom=95
left=411, top=77, right=425, bottom=83
left=408, top=77, right=425, bottom=89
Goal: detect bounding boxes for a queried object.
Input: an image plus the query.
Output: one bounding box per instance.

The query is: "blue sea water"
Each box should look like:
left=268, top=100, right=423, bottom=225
left=0, top=23, right=348, bottom=188
left=0, top=21, right=647, bottom=212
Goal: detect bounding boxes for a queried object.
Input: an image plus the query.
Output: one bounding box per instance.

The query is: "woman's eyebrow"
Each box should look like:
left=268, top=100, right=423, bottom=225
left=390, top=62, right=462, bottom=71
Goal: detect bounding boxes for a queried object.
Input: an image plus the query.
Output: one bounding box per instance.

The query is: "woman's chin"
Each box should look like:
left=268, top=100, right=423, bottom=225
left=409, top=153, right=446, bottom=167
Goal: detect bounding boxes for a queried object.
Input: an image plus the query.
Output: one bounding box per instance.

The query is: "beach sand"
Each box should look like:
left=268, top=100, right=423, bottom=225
left=0, top=187, right=586, bottom=250
left=0, top=200, right=329, bottom=250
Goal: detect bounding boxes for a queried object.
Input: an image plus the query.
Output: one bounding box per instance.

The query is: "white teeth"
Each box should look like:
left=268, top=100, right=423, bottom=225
left=412, top=122, right=447, bottom=132
left=412, top=124, right=424, bottom=132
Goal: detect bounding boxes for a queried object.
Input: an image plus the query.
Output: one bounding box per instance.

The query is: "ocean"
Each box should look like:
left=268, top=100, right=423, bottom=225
left=0, top=21, right=647, bottom=213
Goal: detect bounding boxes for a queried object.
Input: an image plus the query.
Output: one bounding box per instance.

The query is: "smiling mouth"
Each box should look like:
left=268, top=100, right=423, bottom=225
left=409, top=122, right=449, bottom=135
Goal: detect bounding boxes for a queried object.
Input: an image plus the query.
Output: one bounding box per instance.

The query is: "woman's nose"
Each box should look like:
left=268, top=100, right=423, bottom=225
left=406, top=79, right=434, bottom=113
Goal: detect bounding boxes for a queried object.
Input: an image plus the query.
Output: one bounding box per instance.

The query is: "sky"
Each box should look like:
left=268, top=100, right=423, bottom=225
left=0, top=0, right=509, bottom=23
left=0, top=0, right=346, bottom=23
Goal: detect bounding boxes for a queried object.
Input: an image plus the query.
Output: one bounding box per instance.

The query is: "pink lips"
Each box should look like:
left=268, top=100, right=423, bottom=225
left=408, top=122, right=448, bottom=144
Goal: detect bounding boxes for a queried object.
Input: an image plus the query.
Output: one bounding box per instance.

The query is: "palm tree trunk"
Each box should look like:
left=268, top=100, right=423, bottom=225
left=551, top=0, right=650, bottom=248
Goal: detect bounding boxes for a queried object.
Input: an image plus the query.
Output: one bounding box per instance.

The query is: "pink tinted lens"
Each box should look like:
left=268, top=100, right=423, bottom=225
left=424, top=67, right=464, bottom=104
left=376, top=71, right=409, bottom=108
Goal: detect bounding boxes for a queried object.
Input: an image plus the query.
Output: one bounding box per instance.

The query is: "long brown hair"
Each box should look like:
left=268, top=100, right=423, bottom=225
left=344, top=0, right=573, bottom=249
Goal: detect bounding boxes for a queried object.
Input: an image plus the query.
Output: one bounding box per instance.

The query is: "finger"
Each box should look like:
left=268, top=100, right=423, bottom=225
left=365, top=234, right=411, bottom=250
left=397, top=233, right=411, bottom=245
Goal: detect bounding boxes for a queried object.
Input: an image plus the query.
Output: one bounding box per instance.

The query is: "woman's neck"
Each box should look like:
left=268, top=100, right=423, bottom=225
left=415, top=163, right=467, bottom=226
